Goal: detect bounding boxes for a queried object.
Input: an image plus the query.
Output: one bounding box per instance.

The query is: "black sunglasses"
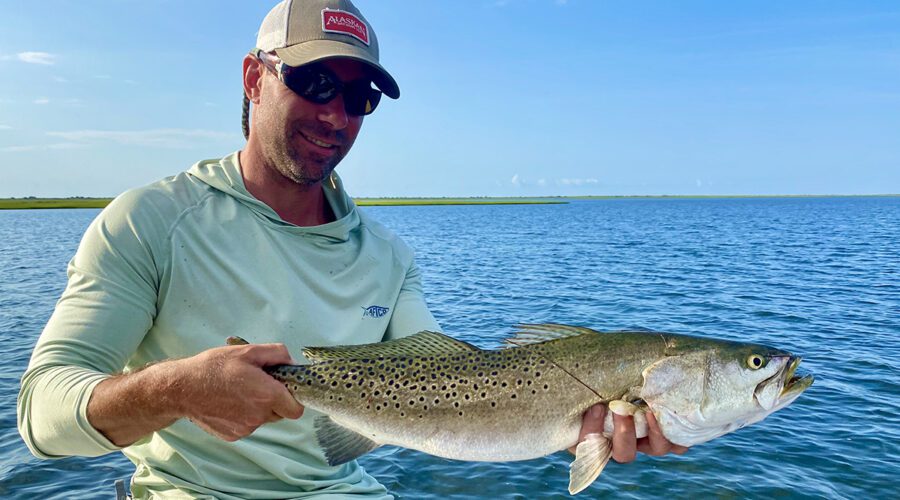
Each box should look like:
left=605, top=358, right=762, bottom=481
left=254, top=50, right=381, bottom=116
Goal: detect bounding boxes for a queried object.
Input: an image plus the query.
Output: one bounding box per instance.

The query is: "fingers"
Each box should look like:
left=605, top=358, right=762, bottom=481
left=182, top=344, right=303, bottom=442
left=242, top=343, right=295, bottom=366
left=271, top=388, right=304, bottom=420
left=611, top=412, right=637, bottom=463
left=642, top=411, right=673, bottom=456
left=569, top=404, right=606, bottom=454
left=635, top=412, right=690, bottom=456
left=580, top=404, right=606, bottom=438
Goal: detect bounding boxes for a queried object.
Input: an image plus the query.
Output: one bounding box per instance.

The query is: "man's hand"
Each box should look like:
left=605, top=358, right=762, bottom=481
left=569, top=404, right=689, bottom=461
left=87, top=343, right=304, bottom=447
left=174, top=343, right=305, bottom=442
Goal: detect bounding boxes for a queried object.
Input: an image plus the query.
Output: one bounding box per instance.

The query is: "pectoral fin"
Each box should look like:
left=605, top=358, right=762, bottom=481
left=314, top=416, right=381, bottom=466
left=569, top=433, right=612, bottom=495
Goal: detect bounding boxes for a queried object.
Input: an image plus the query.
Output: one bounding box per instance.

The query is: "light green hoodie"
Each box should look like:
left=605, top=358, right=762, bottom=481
left=17, top=152, right=440, bottom=499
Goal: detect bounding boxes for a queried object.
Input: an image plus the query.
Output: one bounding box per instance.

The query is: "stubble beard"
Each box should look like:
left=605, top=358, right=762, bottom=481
left=266, top=122, right=346, bottom=187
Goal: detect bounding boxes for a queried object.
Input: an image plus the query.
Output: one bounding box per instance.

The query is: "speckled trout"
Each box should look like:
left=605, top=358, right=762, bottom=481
left=228, top=324, right=812, bottom=494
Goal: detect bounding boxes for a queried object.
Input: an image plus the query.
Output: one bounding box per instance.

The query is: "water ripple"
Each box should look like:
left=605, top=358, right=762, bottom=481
left=2, top=198, right=899, bottom=498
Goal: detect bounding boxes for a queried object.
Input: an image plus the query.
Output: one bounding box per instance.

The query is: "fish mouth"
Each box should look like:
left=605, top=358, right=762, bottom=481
left=754, top=356, right=813, bottom=411
left=780, top=356, right=814, bottom=398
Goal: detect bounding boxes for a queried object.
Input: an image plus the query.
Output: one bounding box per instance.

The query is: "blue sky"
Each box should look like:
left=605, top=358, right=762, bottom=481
left=1, top=0, right=898, bottom=197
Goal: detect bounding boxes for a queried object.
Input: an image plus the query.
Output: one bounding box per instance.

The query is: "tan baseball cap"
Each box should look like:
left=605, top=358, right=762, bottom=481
left=256, top=0, right=400, bottom=99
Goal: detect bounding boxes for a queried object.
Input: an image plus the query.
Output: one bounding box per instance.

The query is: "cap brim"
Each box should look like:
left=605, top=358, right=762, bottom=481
left=274, top=40, right=400, bottom=99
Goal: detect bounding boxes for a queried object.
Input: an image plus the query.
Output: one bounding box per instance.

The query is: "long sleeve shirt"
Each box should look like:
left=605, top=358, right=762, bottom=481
left=18, top=152, right=440, bottom=499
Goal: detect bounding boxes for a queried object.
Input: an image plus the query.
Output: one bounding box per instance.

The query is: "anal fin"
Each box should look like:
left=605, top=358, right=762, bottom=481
left=569, top=433, right=612, bottom=495
left=314, top=416, right=381, bottom=466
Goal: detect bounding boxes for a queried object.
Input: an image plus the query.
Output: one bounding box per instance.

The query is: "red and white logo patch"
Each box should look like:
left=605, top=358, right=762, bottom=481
left=321, top=9, right=369, bottom=46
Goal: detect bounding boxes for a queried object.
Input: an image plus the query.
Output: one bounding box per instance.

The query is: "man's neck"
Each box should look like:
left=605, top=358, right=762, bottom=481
left=238, top=149, right=336, bottom=227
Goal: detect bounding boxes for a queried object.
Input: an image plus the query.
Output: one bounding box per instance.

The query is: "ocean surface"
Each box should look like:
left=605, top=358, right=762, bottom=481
left=1, top=197, right=898, bottom=499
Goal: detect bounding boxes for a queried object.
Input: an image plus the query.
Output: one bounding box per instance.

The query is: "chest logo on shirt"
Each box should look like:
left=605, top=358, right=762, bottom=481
left=362, top=305, right=390, bottom=318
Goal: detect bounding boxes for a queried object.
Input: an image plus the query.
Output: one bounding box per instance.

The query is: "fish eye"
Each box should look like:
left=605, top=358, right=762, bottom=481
left=747, top=354, right=766, bottom=370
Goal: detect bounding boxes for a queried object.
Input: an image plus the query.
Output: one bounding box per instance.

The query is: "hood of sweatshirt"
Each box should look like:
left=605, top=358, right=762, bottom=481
left=187, top=151, right=360, bottom=241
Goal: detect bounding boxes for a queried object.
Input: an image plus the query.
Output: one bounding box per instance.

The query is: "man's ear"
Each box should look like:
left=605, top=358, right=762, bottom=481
left=242, top=54, right=263, bottom=104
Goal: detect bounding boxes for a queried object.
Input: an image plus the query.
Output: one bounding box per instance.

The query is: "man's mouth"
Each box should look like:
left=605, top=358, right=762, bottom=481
left=299, top=131, right=337, bottom=149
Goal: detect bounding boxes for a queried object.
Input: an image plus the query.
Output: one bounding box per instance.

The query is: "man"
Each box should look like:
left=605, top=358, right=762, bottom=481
left=17, top=0, right=685, bottom=498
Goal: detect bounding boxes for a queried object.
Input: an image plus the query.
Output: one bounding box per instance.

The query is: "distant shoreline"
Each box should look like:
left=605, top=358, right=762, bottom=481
left=0, top=195, right=896, bottom=210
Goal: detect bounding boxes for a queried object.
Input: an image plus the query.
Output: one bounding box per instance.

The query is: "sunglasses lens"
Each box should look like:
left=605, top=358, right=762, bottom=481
left=284, top=67, right=339, bottom=104
left=343, top=83, right=381, bottom=116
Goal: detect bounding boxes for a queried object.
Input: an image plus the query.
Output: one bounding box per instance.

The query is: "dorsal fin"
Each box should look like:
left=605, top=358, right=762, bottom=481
left=303, top=331, right=480, bottom=362
left=504, top=323, right=598, bottom=347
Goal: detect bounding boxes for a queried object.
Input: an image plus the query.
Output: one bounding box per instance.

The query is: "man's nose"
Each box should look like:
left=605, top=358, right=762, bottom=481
left=317, top=95, right=349, bottom=130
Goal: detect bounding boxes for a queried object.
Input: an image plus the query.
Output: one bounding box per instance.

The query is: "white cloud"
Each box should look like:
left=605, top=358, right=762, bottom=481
left=0, top=125, right=12, bottom=130
left=509, top=175, right=600, bottom=189
left=47, top=142, right=86, bottom=150
left=53, top=76, right=69, bottom=83
left=18, top=52, right=56, bottom=65
left=0, top=142, right=87, bottom=153
left=0, top=145, right=38, bottom=152
left=33, top=98, right=50, bottom=105
left=46, top=128, right=239, bottom=148
left=557, top=178, right=599, bottom=186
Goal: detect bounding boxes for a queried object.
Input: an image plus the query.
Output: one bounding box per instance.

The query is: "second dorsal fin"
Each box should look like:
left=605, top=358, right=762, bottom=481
left=504, top=323, right=598, bottom=347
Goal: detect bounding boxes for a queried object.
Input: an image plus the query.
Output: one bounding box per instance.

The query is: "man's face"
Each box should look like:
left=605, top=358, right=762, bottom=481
left=254, top=58, right=367, bottom=187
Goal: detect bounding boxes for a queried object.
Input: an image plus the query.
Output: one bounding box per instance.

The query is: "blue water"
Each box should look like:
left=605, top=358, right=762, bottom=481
left=1, top=197, right=898, bottom=499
